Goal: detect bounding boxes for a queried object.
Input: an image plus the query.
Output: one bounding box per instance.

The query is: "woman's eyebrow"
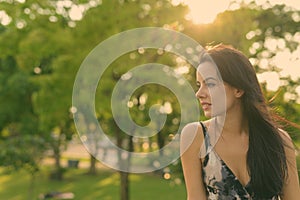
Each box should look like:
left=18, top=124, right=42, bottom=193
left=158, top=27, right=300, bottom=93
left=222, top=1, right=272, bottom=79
left=197, top=77, right=217, bottom=83
left=204, top=77, right=217, bottom=82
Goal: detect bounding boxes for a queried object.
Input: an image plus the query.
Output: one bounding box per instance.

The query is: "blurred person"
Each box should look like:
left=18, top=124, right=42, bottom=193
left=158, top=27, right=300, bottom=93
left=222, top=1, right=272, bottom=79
left=180, top=44, right=300, bottom=199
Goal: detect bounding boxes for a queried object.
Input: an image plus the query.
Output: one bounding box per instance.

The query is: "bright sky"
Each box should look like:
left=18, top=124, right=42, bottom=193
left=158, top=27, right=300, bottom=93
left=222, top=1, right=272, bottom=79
left=179, top=0, right=300, bottom=24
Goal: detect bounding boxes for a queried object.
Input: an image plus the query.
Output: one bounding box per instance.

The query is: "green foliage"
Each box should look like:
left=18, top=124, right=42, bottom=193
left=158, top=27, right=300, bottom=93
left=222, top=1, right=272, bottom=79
left=0, top=53, right=41, bottom=173
left=0, top=135, right=45, bottom=174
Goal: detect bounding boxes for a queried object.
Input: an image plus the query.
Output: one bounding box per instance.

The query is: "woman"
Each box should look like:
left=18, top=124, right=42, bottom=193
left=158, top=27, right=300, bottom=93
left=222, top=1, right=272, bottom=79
left=180, top=44, right=300, bottom=199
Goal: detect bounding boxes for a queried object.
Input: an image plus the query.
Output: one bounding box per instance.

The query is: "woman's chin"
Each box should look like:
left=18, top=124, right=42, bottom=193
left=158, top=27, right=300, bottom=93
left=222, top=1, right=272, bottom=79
left=203, top=111, right=225, bottom=119
left=203, top=111, right=212, bottom=118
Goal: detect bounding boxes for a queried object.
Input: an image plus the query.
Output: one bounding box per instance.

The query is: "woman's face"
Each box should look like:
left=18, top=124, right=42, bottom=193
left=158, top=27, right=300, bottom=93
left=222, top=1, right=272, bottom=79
left=196, top=62, right=238, bottom=118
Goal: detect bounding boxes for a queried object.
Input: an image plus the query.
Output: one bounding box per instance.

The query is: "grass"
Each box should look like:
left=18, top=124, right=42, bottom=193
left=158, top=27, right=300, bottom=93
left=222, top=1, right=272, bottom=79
left=0, top=167, right=186, bottom=200
left=1, top=156, right=299, bottom=200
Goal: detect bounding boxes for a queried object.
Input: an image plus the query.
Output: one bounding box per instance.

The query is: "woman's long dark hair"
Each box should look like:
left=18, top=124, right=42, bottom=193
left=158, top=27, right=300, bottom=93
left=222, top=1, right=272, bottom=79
left=204, top=44, right=288, bottom=198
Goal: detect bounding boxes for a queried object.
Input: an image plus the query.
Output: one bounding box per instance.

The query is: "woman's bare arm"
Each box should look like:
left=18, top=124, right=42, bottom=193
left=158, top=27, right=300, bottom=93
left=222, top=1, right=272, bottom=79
left=279, top=130, right=300, bottom=199
left=180, top=122, right=207, bottom=200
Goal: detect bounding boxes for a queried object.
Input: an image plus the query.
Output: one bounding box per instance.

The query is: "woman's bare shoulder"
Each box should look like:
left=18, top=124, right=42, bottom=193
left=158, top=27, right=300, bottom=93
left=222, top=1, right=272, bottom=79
left=278, top=128, right=294, bottom=148
left=180, top=122, right=203, bottom=140
left=277, top=128, right=297, bottom=163
left=180, top=119, right=214, bottom=155
left=180, top=119, right=212, bottom=140
left=180, top=122, right=204, bottom=155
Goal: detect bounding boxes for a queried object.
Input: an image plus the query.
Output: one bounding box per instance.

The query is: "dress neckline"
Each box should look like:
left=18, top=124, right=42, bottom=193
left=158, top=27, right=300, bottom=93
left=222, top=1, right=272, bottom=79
left=211, top=148, right=251, bottom=189
left=200, top=121, right=251, bottom=189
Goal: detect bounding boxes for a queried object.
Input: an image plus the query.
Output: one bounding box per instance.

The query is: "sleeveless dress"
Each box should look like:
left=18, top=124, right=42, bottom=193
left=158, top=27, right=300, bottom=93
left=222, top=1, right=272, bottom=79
left=199, top=122, right=280, bottom=200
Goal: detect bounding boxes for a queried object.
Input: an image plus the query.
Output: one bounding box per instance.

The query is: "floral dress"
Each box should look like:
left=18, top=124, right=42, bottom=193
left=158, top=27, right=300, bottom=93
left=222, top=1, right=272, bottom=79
left=199, top=122, right=280, bottom=200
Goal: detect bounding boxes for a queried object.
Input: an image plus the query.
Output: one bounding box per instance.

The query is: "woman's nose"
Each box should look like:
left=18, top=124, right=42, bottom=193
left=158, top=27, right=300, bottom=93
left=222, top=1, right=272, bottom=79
left=195, top=86, right=206, bottom=99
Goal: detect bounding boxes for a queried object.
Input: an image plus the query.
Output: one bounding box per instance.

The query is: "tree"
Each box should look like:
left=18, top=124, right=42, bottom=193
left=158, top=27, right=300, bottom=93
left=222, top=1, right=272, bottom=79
left=0, top=53, right=45, bottom=200
left=0, top=0, right=77, bottom=181
left=72, top=1, right=190, bottom=199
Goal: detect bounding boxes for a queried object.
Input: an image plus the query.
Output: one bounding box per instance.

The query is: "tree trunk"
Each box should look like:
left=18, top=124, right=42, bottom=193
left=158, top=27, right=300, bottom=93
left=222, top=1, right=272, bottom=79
left=51, top=141, right=63, bottom=180
left=89, top=154, right=97, bottom=175
left=120, top=171, right=129, bottom=200
left=157, top=131, right=164, bottom=156
left=115, top=128, right=130, bottom=200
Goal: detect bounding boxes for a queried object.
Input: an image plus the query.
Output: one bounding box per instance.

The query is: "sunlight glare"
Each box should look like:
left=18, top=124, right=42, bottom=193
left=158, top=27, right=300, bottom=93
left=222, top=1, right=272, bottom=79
left=0, top=10, right=12, bottom=26
left=257, top=72, right=280, bottom=91
left=180, top=0, right=300, bottom=24
left=182, top=0, right=229, bottom=24
left=69, top=5, right=84, bottom=21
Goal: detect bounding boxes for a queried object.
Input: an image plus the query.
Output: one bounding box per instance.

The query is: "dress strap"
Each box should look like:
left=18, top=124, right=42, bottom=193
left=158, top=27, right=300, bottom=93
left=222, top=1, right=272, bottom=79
left=199, top=121, right=207, bottom=137
left=199, top=121, right=211, bottom=157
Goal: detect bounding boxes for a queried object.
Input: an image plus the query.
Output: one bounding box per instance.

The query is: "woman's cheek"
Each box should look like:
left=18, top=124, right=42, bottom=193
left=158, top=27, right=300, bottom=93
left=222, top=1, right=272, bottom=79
left=209, top=88, right=227, bottom=116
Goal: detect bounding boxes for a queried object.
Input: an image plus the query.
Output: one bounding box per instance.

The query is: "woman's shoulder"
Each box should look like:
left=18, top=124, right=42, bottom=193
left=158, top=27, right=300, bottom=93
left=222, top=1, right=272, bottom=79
left=180, top=119, right=212, bottom=137
left=180, top=122, right=203, bottom=154
left=180, top=119, right=212, bottom=155
left=277, top=128, right=296, bottom=155
left=278, top=128, right=292, bottom=140
left=180, top=122, right=203, bottom=140
left=277, top=128, right=294, bottom=148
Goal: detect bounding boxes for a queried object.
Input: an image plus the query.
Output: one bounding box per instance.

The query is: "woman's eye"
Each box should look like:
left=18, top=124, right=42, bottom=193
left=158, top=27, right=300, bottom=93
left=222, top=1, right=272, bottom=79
left=206, top=83, right=216, bottom=88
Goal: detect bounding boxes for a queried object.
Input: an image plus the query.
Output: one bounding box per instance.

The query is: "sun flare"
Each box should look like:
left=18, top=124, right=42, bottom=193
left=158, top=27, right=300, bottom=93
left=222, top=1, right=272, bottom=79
left=178, top=0, right=230, bottom=24
left=178, top=0, right=300, bottom=24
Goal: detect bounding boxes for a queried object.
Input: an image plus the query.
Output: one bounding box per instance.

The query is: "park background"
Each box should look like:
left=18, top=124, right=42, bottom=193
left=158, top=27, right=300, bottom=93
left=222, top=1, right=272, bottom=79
left=0, top=0, right=300, bottom=199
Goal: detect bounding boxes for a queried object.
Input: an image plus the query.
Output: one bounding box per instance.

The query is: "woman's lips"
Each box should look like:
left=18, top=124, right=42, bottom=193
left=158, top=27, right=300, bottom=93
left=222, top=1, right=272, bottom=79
left=201, top=102, right=211, bottom=111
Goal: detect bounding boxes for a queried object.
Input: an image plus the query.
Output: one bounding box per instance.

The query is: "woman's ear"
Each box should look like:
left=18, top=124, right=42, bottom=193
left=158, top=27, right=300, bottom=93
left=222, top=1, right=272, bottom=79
left=234, top=88, right=244, bottom=98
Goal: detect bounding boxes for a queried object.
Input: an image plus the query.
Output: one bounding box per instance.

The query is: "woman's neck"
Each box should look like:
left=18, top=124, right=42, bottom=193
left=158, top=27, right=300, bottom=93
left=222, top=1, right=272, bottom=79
left=215, top=107, right=248, bottom=136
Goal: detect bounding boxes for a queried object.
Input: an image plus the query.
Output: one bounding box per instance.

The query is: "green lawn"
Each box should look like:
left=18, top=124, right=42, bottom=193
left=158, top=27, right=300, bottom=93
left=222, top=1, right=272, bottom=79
left=1, top=155, right=299, bottom=200
left=0, top=167, right=186, bottom=200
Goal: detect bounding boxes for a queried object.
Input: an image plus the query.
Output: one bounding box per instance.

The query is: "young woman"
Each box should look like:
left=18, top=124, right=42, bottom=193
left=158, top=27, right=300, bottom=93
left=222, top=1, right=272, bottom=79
left=180, top=44, right=300, bottom=199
